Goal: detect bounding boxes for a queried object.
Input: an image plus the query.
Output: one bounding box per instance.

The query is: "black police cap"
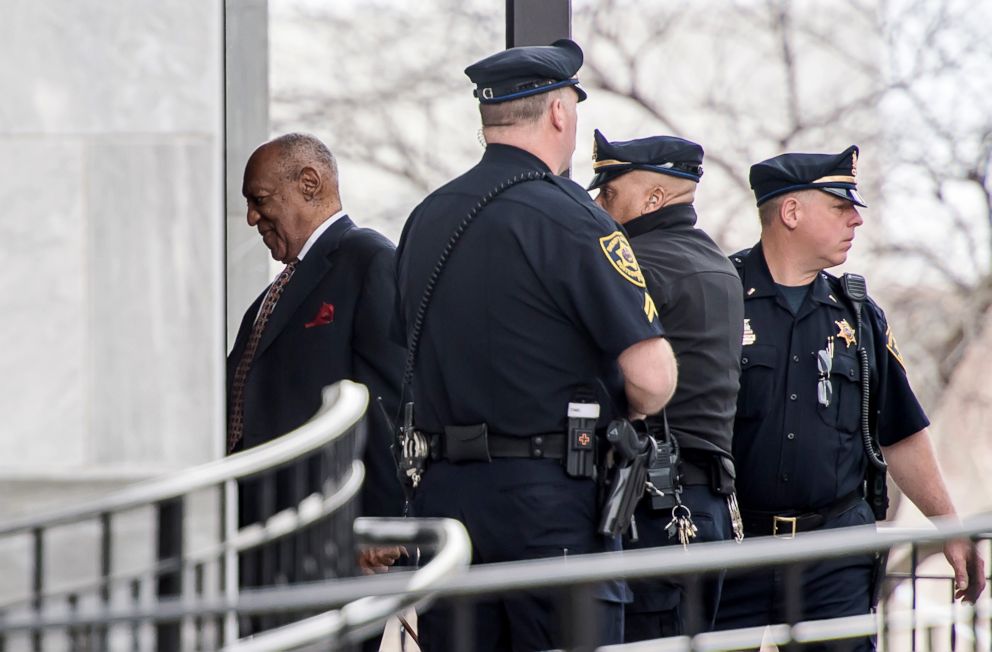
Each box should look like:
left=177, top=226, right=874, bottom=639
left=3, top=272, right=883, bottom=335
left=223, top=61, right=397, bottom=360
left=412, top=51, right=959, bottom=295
left=587, top=129, right=704, bottom=190
left=749, top=145, right=867, bottom=207
left=464, top=39, right=587, bottom=105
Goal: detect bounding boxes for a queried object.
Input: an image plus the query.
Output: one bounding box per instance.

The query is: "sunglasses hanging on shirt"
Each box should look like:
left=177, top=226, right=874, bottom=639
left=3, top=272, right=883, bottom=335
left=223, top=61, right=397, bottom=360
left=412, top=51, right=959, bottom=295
left=816, top=336, right=835, bottom=407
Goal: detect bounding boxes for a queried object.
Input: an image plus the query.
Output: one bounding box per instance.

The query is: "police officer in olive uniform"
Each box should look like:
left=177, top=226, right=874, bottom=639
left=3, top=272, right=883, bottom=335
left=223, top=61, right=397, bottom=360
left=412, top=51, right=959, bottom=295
left=716, top=147, right=986, bottom=649
left=394, top=40, right=678, bottom=651
left=588, top=131, right=744, bottom=639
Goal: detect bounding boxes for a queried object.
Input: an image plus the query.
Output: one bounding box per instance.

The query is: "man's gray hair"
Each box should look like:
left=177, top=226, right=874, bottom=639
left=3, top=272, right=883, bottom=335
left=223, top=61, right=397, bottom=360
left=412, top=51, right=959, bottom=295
left=269, top=132, right=338, bottom=181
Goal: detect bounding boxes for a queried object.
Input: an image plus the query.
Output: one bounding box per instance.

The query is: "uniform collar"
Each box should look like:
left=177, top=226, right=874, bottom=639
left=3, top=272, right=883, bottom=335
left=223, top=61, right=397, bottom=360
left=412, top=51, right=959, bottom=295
left=738, top=242, right=842, bottom=310
left=624, top=203, right=697, bottom=238
left=481, top=143, right=553, bottom=173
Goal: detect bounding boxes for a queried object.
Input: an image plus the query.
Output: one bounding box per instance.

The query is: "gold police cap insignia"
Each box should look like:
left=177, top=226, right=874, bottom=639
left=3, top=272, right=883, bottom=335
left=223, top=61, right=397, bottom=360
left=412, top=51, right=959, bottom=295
left=742, top=318, right=756, bottom=346
left=835, top=319, right=856, bottom=348
left=599, top=231, right=646, bottom=288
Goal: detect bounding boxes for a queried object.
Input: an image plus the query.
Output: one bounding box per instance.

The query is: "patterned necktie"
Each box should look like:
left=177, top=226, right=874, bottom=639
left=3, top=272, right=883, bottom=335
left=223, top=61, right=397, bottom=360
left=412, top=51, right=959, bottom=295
left=227, top=260, right=299, bottom=453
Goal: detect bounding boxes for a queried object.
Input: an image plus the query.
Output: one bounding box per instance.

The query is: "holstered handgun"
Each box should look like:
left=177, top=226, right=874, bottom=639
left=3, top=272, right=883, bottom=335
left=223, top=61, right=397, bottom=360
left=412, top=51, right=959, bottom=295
left=869, top=549, right=889, bottom=609
left=598, top=419, right=656, bottom=538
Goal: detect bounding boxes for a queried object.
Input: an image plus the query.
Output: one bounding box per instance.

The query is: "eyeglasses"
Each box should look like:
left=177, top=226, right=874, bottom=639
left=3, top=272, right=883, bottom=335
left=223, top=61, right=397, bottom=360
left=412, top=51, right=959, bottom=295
left=817, top=338, right=835, bottom=407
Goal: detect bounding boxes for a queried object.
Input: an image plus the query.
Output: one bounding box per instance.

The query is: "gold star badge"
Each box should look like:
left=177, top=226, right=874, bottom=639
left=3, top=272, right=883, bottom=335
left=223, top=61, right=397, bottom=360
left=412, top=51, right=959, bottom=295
left=835, top=319, right=856, bottom=348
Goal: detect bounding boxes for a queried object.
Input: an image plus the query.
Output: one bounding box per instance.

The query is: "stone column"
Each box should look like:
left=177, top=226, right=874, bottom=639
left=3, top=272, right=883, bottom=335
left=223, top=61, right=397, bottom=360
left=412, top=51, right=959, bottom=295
left=225, top=0, right=272, bottom=348
left=0, top=0, right=229, bottom=504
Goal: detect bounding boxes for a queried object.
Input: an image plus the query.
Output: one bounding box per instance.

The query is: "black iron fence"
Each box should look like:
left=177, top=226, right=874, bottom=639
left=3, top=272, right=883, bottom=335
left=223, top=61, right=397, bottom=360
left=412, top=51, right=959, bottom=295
left=211, top=518, right=992, bottom=651
left=0, top=379, right=988, bottom=651
left=0, top=381, right=370, bottom=652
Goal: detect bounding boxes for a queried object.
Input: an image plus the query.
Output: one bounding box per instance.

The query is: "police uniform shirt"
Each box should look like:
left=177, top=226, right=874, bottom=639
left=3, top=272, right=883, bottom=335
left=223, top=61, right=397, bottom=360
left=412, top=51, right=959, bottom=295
left=625, top=204, right=743, bottom=457
left=732, top=243, right=929, bottom=512
left=395, top=144, right=664, bottom=435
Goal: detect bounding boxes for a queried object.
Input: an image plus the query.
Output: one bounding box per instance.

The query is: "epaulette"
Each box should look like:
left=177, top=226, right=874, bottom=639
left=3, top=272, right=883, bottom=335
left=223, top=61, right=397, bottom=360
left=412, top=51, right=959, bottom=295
left=820, top=268, right=842, bottom=290
left=544, top=173, right=617, bottom=223
left=729, top=248, right=750, bottom=278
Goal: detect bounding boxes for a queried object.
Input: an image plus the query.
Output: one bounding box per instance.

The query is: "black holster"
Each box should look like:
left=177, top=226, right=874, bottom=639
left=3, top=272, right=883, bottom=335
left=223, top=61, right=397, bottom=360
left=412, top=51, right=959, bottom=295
left=869, top=549, right=888, bottom=609
left=866, top=463, right=889, bottom=521
left=598, top=419, right=656, bottom=537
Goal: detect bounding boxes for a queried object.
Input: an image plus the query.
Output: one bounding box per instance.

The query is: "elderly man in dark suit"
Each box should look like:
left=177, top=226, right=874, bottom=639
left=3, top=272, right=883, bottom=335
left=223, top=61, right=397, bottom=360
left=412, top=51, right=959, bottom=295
left=227, top=134, right=406, bottom=603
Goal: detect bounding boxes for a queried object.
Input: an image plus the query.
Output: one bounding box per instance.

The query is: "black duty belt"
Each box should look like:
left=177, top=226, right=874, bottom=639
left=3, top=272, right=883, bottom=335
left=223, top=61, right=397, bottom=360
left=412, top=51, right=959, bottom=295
left=429, top=432, right=566, bottom=461
left=679, top=458, right=710, bottom=486
left=740, top=491, right=863, bottom=538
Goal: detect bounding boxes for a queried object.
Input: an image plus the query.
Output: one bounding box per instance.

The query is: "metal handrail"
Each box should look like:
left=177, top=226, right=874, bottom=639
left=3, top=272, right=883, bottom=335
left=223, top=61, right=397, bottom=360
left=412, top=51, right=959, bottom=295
left=410, top=515, right=992, bottom=599
left=603, top=600, right=992, bottom=650
left=0, top=460, right=366, bottom=612
left=0, top=381, right=368, bottom=537
left=3, top=516, right=988, bottom=632
left=221, top=517, right=472, bottom=652
left=0, top=380, right=370, bottom=652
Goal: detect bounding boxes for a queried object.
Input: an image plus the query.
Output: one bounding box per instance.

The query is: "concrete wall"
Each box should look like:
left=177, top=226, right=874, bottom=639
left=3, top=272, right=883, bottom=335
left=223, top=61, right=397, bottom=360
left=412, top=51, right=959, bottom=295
left=0, top=0, right=231, bottom=484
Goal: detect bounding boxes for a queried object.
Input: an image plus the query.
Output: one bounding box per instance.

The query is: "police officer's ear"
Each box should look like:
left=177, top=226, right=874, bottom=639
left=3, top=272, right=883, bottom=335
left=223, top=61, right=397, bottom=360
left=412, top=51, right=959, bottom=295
left=780, top=195, right=802, bottom=230
left=298, top=166, right=321, bottom=202
left=548, top=95, right=568, bottom=133
left=644, top=186, right=665, bottom=215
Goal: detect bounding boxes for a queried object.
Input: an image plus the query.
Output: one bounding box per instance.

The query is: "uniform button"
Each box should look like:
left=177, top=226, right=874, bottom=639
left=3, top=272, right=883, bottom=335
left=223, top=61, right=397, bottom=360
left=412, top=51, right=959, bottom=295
left=849, top=369, right=857, bottom=378
left=533, top=448, right=543, bottom=457
left=790, top=393, right=797, bottom=401
left=787, top=432, right=795, bottom=440
left=742, top=356, right=749, bottom=365
left=782, top=473, right=790, bottom=482
left=533, top=436, right=543, bottom=446
left=792, top=355, right=800, bottom=363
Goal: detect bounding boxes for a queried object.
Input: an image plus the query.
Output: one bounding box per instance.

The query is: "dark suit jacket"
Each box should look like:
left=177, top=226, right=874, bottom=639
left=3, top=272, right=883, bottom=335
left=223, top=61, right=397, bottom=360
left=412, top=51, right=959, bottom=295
left=227, top=215, right=405, bottom=518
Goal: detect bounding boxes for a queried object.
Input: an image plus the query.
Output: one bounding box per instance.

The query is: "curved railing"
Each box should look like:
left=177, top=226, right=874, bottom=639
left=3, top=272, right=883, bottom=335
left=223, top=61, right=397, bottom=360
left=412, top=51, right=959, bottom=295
left=222, top=517, right=472, bottom=652
left=0, top=380, right=369, bottom=651
left=1, top=377, right=987, bottom=651
left=201, top=515, right=990, bottom=651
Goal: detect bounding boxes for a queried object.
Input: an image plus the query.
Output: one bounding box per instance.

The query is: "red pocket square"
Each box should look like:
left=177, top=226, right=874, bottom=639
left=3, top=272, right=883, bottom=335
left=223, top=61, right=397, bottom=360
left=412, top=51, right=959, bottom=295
left=305, top=302, right=335, bottom=328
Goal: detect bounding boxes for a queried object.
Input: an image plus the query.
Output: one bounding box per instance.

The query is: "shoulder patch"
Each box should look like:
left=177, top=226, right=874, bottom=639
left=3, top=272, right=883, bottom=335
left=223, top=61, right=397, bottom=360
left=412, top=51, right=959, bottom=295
left=886, top=324, right=907, bottom=371
left=599, top=231, right=646, bottom=288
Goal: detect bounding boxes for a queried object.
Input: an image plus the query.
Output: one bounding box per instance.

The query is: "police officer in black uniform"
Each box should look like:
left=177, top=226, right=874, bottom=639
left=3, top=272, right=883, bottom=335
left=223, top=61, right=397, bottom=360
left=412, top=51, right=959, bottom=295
left=394, top=40, right=679, bottom=651
left=588, top=130, right=744, bottom=639
left=716, top=146, right=986, bottom=649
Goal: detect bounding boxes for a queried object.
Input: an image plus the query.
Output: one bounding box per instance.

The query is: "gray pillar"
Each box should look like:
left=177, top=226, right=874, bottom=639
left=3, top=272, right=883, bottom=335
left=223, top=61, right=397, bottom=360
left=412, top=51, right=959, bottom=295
left=225, top=0, right=272, bottom=349
left=0, top=0, right=227, bottom=494
left=506, top=0, right=571, bottom=48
